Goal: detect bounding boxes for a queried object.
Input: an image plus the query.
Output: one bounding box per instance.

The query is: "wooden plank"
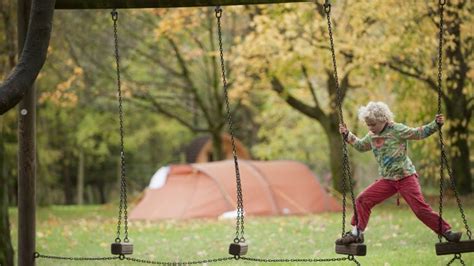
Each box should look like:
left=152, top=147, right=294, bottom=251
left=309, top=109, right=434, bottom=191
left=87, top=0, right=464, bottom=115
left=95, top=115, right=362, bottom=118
left=111, top=243, right=134, bottom=255
left=229, top=242, right=248, bottom=256
left=55, top=0, right=312, bottom=9
left=435, top=240, right=474, bottom=255
left=335, top=244, right=367, bottom=256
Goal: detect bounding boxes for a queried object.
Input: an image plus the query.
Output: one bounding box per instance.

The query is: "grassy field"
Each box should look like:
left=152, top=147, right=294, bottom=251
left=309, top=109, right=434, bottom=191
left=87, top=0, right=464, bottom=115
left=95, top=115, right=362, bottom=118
left=9, top=197, right=474, bottom=266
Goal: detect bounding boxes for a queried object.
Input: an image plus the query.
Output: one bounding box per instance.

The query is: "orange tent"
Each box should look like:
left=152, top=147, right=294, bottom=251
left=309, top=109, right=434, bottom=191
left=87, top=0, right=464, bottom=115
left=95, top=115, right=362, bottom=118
left=130, top=160, right=341, bottom=220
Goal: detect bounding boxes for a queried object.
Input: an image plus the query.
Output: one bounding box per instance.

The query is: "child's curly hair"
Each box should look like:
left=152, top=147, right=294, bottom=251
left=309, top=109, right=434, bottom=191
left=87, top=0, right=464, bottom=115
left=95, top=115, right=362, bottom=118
left=358, top=101, right=394, bottom=123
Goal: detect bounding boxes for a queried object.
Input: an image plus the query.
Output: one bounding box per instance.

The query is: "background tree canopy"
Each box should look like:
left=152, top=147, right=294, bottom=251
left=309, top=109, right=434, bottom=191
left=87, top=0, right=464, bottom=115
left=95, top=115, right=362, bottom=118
left=0, top=0, right=472, bottom=205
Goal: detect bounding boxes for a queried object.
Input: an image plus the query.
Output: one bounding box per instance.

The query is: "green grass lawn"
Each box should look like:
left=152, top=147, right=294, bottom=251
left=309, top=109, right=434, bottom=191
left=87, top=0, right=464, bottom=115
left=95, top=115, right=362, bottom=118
left=9, top=197, right=474, bottom=266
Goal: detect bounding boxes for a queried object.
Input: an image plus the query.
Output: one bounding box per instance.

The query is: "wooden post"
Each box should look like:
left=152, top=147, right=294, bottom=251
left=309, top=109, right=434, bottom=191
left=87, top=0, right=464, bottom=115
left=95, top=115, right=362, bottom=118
left=17, top=0, right=36, bottom=265
left=55, top=0, right=311, bottom=9
left=1, top=118, right=15, bottom=266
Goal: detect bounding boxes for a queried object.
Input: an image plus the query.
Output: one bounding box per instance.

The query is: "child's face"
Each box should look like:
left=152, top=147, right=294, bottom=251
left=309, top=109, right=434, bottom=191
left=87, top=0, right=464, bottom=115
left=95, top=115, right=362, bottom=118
left=365, top=119, right=386, bottom=134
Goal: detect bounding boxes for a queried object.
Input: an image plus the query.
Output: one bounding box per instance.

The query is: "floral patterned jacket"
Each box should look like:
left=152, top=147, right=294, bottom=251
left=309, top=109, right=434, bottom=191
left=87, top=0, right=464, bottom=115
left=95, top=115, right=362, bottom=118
left=346, top=120, right=439, bottom=180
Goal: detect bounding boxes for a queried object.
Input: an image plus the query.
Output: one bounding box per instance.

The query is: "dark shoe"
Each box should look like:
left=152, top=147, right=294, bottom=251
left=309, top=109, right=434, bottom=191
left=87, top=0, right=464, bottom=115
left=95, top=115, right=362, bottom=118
left=335, top=231, right=364, bottom=245
left=443, top=231, right=462, bottom=242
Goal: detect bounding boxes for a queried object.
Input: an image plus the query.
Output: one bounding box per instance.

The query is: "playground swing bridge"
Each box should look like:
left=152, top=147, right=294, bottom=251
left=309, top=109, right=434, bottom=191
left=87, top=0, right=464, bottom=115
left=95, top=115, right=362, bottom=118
left=22, top=0, right=472, bottom=265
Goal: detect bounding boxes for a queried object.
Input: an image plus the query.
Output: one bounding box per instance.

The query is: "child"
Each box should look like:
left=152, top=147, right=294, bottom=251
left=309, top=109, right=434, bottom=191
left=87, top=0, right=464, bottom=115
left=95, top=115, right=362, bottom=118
left=335, top=101, right=462, bottom=245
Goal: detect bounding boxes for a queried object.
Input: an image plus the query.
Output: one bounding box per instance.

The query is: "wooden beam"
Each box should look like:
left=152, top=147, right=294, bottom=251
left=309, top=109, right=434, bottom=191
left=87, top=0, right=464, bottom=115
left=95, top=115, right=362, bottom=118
left=17, top=0, right=38, bottom=265
left=0, top=0, right=55, bottom=115
left=55, top=0, right=312, bottom=9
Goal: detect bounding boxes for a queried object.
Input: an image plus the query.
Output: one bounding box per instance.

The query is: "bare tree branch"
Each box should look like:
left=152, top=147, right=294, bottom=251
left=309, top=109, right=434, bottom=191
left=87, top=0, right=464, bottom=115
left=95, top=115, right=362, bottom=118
left=386, top=57, right=452, bottom=103
left=271, top=76, right=327, bottom=122
left=166, top=36, right=214, bottom=124
left=132, top=92, right=208, bottom=132
left=206, top=13, right=222, bottom=117
left=301, top=64, right=320, bottom=108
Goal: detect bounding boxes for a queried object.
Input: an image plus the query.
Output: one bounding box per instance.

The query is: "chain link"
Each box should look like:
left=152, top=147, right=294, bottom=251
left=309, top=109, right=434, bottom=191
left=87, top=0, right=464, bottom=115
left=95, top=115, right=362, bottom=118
left=435, top=0, right=472, bottom=242
left=36, top=253, right=359, bottom=265
left=322, top=0, right=359, bottom=237
left=215, top=6, right=246, bottom=243
left=242, top=255, right=359, bottom=265
left=126, top=256, right=235, bottom=265
left=447, top=253, right=465, bottom=266
left=35, top=253, right=235, bottom=265
left=437, top=0, right=445, bottom=235
left=111, top=8, right=130, bottom=243
left=36, top=252, right=360, bottom=265
left=34, top=252, right=120, bottom=261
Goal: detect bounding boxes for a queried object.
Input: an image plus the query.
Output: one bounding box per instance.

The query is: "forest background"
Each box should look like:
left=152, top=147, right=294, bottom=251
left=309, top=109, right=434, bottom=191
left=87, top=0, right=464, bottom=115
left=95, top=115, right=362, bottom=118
left=1, top=0, right=472, bottom=208
left=0, top=0, right=472, bottom=264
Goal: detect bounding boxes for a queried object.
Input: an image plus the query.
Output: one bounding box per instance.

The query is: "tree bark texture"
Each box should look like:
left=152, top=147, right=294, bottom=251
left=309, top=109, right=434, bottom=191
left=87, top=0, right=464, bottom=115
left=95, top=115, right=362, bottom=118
left=325, top=121, right=348, bottom=194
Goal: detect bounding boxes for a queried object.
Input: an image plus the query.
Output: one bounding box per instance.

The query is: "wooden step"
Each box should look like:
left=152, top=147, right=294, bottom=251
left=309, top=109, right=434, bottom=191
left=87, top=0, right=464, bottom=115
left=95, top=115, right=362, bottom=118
left=335, top=243, right=367, bottom=256
left=435, top=240, right=474, bottom=255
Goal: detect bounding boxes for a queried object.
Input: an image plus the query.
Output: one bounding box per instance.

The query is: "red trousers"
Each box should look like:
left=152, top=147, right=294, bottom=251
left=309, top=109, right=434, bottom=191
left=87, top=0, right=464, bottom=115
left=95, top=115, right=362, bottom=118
left=351, top=173, right=451, bottom=234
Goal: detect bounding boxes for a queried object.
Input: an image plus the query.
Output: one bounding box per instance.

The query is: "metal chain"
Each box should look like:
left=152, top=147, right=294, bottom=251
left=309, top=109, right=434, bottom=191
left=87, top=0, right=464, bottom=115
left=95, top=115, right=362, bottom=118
left=215, top=6, right=245, bottom=243
left=111, top=9, right=130, bottom=243
left=322, top=0, right=359, bottom=237
left=435, top=0, right=472, bottom=241
left=36, top=253, right=358, bottom=265
left=36, top=253, right=233, bottom=264
left=447, top=253, right=465, bottom=266
left=242, top=255, right=359, bottom=265
left=126, top=256, right=235, bottom=265
left=34, top=252, right=120, bottom=261
left=436, top=0, right=445, bottom=243
left=436, top=0, right=445, bottom=117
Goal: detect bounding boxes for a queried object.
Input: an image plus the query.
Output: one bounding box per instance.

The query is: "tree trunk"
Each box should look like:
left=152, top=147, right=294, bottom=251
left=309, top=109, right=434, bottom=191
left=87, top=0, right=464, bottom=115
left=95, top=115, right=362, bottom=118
left=62, top=155, right=74, bottom=205
left=86, top=185, right=94, bottom=204
left=0, top=118, right=14, bottom=266
left=444, top=108, right=471, bottom=194
left=322, top=113, right=358, bottom=195
left=443, top=0, right=472, bottom=194
left=211, top=131, right=224, bottom=161
left=328, top=136, right=344, bottom=192
left=98, top=182, right=106, bottom=204
left=76, top=149, right=84, bottom=204
left=270, top=73, right=354, bottom=194
left=326, top=125, right=346, bottom=193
